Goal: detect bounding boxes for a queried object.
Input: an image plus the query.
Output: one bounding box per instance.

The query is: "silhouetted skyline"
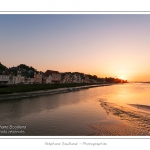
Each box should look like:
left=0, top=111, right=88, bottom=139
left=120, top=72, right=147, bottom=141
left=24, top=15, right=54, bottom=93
left=1, top=14, right=150, bottom=81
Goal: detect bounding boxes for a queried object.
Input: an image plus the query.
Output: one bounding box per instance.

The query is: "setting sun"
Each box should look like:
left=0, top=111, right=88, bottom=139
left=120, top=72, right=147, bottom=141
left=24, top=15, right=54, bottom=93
left=120, top=76, right=125, bottom=80
left=1, top=15, right=150, bottom=82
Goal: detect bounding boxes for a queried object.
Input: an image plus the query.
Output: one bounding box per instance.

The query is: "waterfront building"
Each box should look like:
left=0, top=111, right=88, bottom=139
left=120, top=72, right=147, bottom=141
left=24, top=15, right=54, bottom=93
left=30, top=78, right=34, bottom=84
left=14, top=68, right=25, bottom=84
left=8, top=75, right=15, bottom=84
left=72, top=74, right=82, bottom=83
left=0, top=71, right=9, bottom=85
left=62, top=74, right=70, bottom=83
left=89, top=79, right=97, bottom=83
left=34, top=73, right=43, bottom=84
left=72, top=74, right=77, bottom=83
left=42, top=74, right=51, bottom=84
left=61, top=73, right=83, bottom=83
left=45, top=70, right=61, bottom=83
left=43, top=74, right=52, bottom=84
left=77, top=74, right=82, bottom=83
left=85, top=75, right=90, bottom=83
left=24, top=77, right=34, bottom=84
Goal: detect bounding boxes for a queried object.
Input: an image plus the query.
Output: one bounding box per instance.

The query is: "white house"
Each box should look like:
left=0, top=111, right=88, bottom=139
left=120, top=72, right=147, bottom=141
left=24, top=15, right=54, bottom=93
left=14, top=70, right=25, bottom=84
left=24, top=78, right=34, bottom=84
left=46, top=75, right=52, bottom=84
left=15, top=76, right=25, bottom=84
left=0, top=75, right=9, bottom=85
left=34, top=73, right=42, bottom=83
left=8, top=75, right=15, bottom=84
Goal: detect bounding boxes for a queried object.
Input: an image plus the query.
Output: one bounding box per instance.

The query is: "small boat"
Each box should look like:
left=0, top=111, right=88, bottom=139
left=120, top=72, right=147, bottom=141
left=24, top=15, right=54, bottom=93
left=68, top=87, right=73, bottom=91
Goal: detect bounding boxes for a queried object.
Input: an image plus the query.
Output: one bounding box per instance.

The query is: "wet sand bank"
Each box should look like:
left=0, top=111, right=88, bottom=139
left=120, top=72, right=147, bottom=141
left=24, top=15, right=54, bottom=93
left=128, top=104, right=150, bottom=112
left=88, top=100, right=150, bottom=136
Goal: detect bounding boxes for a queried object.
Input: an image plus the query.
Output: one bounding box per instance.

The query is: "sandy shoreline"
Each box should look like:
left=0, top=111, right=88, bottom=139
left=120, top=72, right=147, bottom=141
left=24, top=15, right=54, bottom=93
left=88, top=100, right=150, bottom=136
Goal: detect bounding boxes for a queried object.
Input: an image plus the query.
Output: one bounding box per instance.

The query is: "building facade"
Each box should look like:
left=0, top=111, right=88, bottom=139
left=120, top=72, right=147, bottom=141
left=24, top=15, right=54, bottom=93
left=45, top=70, right=61, bottom=83
left=34, top=73, right=42, bottom=83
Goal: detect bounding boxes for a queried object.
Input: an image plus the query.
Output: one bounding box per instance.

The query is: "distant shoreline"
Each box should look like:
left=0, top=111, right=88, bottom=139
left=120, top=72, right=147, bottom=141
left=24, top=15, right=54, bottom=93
left=0, top=84, right=110, bottom=101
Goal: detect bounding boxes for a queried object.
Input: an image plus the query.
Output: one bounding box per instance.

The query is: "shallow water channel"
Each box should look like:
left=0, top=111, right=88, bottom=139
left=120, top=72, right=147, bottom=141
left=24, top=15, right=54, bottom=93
left=0, top=83, right=150, bottom=135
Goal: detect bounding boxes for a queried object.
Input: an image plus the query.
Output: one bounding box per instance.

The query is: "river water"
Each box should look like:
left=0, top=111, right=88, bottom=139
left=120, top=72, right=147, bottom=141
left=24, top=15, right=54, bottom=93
left=0, top=83, right=150, bottom=136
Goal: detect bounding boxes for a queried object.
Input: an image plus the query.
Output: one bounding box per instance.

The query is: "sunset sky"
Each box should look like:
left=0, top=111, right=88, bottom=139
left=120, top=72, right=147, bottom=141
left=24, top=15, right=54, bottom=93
left=0, top=14, right=150, bottom=82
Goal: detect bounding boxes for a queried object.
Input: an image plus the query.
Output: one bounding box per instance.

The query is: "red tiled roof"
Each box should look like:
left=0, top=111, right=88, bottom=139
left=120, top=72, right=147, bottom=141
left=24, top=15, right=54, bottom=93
left=45, top=70, right=59, bottom=75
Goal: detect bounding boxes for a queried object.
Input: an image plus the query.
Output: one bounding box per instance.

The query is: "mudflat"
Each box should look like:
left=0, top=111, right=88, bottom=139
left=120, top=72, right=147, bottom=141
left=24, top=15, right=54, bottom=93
left=88, top=100, right=150, bottom=136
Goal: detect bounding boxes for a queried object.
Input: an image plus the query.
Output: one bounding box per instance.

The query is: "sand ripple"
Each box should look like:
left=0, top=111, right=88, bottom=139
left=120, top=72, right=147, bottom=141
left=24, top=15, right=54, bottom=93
left=88, top=100, right=150, bottom=136
left=89, top=124, right=149, bottom=136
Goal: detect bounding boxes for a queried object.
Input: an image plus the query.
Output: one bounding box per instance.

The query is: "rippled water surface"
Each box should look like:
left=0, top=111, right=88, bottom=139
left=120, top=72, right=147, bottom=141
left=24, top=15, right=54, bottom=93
left=0, top=83, right=150, bottom=135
